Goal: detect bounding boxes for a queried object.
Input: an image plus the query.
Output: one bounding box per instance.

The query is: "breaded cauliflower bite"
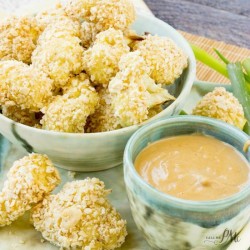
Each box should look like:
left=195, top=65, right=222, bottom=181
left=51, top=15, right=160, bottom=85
left=86, top=87, right=122, bottom=132
left=133, top=35, right=188, bottom=85
left=109, top=52, right=175, bottom=127
left=41, top=73, right=99, bottom=133
left=32, top=18, right=83, bottom=88
left=0, top=154, right=60, bottom=227
left=83, top=28, right=130, bottom=85
left=1, top=105, right=41, bottom=127
left=31, top=178, right=127, bottom=249
left=0, top=60, right=53, bottom=112
left=192, top=87, right=246, bottom=130
left=65, top=0, right=135, bottom=32
left=0, top=16, right=41, bottom=64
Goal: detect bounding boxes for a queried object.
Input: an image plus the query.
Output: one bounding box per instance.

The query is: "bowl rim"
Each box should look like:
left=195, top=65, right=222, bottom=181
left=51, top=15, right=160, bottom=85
left=0, top=11, right=196, bottom=138
left=124, top=115, right=250, bottom=211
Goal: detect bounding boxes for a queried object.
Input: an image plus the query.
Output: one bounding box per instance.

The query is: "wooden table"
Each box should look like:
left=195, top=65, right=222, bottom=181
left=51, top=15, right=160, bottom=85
left=144, top=0, right=250, bottom=49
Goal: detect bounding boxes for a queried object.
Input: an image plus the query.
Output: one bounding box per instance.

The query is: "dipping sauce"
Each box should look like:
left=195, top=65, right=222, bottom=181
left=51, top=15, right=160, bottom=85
left=135, top=134, right=250, bottom=201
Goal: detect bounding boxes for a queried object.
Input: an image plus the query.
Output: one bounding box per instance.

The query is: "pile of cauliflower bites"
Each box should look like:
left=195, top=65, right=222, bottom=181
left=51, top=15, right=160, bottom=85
left=0, top=154, right=127, bottom=249
left=0, top=0, right=188, bottom=133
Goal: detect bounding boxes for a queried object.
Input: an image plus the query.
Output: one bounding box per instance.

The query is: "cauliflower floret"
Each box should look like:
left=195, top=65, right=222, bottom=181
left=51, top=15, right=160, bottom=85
left=148, top=105, right=164, bottom=118
left=86, top=87, right=122, bottom=132
left=192, top=87, right=246, bottom=130
left=109, top=52, right=175, bottom=127
left=65, top=0, right=135, bottom=32
left=31, top=178, right=127, bottom=249
left=80, top=21, right=99, bottom=48
left=35, top=4, right=69, bottom=31
left=1, top=105, right=41, bottom=127
left=83, top=28, right=130, bottom=85
left=133, top=34, right=188, bottom=85
left=41, top=74, right=99, bottom=133
left=0, top=154, right=60, bottom=227
left=0, top=60, right=53, bottom=112
left=32, top=19, right=83, bottom=89
left=0, top=16, right=41, bottom=64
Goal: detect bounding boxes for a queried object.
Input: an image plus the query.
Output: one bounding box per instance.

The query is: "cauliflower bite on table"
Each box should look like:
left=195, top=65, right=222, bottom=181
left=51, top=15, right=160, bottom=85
left=1, top=105, right=41, bottom=127
left=41, top=73, right=99, bottom=133
left=83, top=28, right=130, bottom=85
left=0, top=16, right=41, bottom=64
left=0, top=60, right=53, bottom=112
left=32, top=18, right=83, bottom=89
left=109, top=51, right=175, bottom=127
left=65, top=0, right=135, bottom=32
left=133, top=34, right=188, bottom=85
left=86, top=87, right=122, bottom=132
left=0, top=154, right=60, bottom=227
left=192, top=87, right=246, bottom=130
left=31, top=178, right=127, bottom=250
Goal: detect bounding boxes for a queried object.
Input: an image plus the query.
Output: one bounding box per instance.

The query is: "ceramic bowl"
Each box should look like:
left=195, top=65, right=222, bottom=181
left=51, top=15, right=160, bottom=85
left=124, top=116, right=250, bottom=249
left=0, top=12, right=196, bottom=171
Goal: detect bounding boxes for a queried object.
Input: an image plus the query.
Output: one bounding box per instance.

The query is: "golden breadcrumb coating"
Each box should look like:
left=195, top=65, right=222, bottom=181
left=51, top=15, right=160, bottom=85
left=83, top=28, right=129, bottom=85
left=38, top=17, right=80, bottom=42
left=35, top=4, right=69, bottom=31
left=109, top=52, right=175, bottom=127
left=32, top=19, right=83, bottom=89
left=0, top=16, right=41, bottom=64
left=86, top=87, right=122, bottom=132
left=65, top=0, right=135, bottom=32
left=1, top=105, right=41, bottom=127
left=133, top=35, right=188, bottom=85
left=0, top=154, right=60, bottom=227
left=0, top=60, right=53, bottom=112
left=41, top=74, right=99, bottom=133
left=192, top=87, right=246, bottom=130
left=31, top=178, right=127, bottom=249
left=80, top=21, right=99, bottom=48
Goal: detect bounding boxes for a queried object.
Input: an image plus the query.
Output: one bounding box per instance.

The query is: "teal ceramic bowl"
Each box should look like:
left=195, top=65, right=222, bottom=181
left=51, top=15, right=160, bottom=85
left=0, top=12, right=195, bottom=171
left=124, top=116, right=250, bottom=249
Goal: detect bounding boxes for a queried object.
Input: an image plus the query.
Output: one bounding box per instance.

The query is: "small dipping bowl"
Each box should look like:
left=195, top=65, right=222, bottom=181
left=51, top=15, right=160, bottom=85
left=124, top=116, right=250, bottom=249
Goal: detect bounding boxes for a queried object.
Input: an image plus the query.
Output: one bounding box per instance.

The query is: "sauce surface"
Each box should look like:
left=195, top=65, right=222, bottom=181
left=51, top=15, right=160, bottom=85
left=135, top=134, right=250, bottom=201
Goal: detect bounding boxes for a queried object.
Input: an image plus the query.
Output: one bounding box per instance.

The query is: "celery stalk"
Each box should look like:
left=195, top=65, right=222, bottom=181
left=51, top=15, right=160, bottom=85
left=243, top=58, right=250, bottom=77
left=191, top=44, right=228, bottom=77
left=214, top=49, right=230, bottom=64
left=227, top=63, right=250, bottom=131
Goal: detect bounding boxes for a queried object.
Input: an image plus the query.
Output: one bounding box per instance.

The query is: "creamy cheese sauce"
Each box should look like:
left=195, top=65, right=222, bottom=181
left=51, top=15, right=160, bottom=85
left=135, top=134, right=250, bottom=201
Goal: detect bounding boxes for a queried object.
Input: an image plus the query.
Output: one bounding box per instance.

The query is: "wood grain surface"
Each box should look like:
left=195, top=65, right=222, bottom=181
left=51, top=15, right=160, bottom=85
left=144, top=0, right=250, bottom=49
